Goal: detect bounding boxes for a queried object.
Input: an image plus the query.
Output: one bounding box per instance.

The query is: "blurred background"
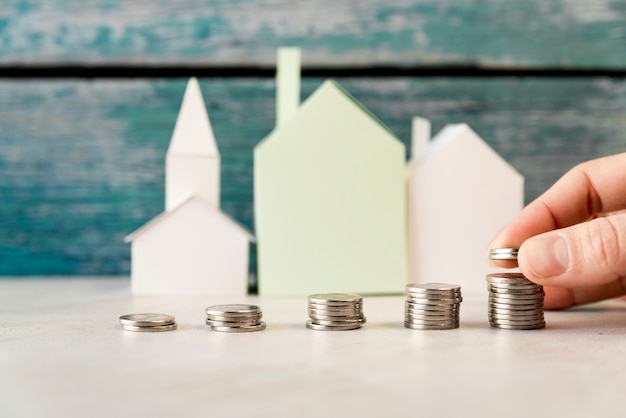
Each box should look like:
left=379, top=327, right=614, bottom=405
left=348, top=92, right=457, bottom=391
left=0, top=0, right=625, bottom=277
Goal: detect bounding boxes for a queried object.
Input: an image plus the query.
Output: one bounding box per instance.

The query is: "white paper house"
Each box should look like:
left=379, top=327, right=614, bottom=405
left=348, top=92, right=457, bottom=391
left=125, top=196, right=253, bottom=296
left=254, top=77, right=408, bottom=296
left=125, top=78, right=253, bottom=296
left=407, top=123, right=523, bottom=293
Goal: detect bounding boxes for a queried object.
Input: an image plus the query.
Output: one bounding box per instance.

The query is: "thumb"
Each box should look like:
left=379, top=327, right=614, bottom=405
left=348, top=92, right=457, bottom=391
left=518, top=213, right=626, bottom=288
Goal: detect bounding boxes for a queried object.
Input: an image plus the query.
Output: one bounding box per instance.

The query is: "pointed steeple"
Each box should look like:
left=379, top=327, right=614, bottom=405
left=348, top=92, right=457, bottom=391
left=168, top=77, right=219, bottom=156
left=165, top=78, right=221, bottom=211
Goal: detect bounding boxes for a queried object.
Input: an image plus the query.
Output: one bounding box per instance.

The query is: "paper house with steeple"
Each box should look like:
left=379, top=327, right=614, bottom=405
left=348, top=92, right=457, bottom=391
left=254, top=48, right=408, bottom=296
left=407, top=122, right=523, bottom=293
left=125, top=78, right=253, bottom=296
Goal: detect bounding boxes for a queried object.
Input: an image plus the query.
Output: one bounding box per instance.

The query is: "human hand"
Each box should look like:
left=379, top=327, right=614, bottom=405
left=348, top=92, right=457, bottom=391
left=489, top=153, right=626, bottom=310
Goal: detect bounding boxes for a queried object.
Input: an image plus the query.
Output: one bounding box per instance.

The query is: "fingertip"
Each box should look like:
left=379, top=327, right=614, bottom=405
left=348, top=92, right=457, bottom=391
left=543, top=287, right=576, bottom=310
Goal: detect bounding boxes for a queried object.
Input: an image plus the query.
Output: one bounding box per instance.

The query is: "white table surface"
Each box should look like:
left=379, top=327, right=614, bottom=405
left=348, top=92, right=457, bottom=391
left=1, top=278, right=625, bottom=418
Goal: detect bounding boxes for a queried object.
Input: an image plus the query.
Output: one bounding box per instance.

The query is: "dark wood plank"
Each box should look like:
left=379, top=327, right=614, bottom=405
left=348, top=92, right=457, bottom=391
left=0, top=77, right=625, bottom=275
left=1, top=0, right=625, bottom=68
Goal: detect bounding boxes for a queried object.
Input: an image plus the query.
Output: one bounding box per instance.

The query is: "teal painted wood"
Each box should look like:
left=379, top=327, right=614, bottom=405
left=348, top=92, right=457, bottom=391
left=1, top=1, right=625, bottom=68
left=0, top=78, right=625, bottom=276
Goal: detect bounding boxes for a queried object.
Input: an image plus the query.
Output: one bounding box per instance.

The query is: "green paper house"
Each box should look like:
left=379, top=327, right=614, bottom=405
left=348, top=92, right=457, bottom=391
left=254, top=74, right=408, bottom=296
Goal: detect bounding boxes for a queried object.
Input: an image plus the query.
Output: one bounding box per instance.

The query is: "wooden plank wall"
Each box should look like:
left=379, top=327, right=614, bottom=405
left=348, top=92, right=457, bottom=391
left=1, top=1, right=625, bottom=276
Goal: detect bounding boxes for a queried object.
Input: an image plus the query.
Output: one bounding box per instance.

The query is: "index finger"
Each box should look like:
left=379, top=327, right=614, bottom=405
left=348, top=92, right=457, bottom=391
left=490, top=152, right=626, bottom=266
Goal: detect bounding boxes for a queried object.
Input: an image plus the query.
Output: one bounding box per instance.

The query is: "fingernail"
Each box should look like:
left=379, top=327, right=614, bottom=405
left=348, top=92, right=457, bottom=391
left=522, top=234, right=569, bottom=278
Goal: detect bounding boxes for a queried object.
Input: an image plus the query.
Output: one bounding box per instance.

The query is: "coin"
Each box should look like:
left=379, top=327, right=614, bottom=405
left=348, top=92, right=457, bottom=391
left=119, top=313, right=176, bottom=327
left=206, top=318, right=262, bottom=327
left=488, top=307, right=544, bottom=316
left=405, top=283, right=461, bottom=292
left=211, top=322, right=267, bottom=333
left=489, top=248, right=519, bottom=260
left=489, top=292, right=543, bottom=300
left=121, top=323, right=178, bottom=332
left=490, top=322, right=546, bottom=330
left=205, top=304, right=260, bottom=316
left=306, top=320, right=362, bottom=331
left=404, top=322, right=459, bottom=330
left=310, top=318, right=366, bottom=326
left=308, top=293, right=362, bottom=304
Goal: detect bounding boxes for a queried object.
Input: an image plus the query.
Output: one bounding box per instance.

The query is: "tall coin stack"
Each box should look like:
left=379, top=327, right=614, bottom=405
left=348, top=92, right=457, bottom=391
left=488, top=248, right=545, bottom=330
left=404, top=283, right=462, bottom=330
left=306, top=293, right=366, bottom=331
left=205, top=304, right=266, bottom=332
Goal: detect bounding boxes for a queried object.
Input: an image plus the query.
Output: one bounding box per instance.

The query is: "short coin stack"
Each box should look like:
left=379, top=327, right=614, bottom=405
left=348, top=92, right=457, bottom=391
left=205, top=304, right=266, bottom=332
left=119, top=313, right=177, bottom=332
left=488, top=248, right=545, bottom=330
left=487, top=272, right=545, bottom=330
left=404, top=283, right=462, bottom=330
left=306, top=293, right=365, bottom=331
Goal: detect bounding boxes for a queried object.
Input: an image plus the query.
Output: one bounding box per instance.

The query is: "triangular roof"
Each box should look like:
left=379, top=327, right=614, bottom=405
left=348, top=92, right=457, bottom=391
left=411, top=123, right=521, bottom=178
left=125, top=196, right=254, bottom=243
left=167, top=77, right=219, bottom=157
left=257, top=79, right=399, bottom=151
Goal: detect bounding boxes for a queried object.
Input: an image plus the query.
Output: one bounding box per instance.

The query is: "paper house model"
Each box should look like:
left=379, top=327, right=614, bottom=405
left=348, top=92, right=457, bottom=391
left=125, top=78, right=253, bottom=296
left=407, top=123, right=523, bottom=293
left=254, top=69, right=408, bottom=295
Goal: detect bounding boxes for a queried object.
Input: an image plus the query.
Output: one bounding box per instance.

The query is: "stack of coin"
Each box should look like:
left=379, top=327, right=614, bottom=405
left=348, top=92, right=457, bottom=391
left=404, top=283, right=462, bottom=330
left=488, top=248, right=545, bottom=330
left=306, top=293, right=365, bottom=331
left=119, top=313, right=177, bottom=332
left=205, top=304, right=266, bottom=332
left=487, top=273, right=545, bottom=330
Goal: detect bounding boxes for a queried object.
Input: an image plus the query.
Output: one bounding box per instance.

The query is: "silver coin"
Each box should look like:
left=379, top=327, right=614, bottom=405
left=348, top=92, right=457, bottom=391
left=488, top=281, right=541, bottom=289
left=490, top=322, right=546, bottom=330
left=405, top=301, right=459, bottom=309
left=405, top=316, right=459, bottom=324
left=406, top=299, right=461, bottom=307
left=406, top=306, right=459, bottom=313
left=405, top=283, right=461, bottom=292
left=489, top=312, right=544, bottom=321
left=206, top=310, right=262, bottom=318
left=206, top=319, right=262, bottom=327
left=205, top=304, right=261, bottom=316
left=488, top=288, right=544, bottom=296
left=121, top=323, right=177, bottom=332
left=407, top=296, right=463, bottom=304
left=308, top=314, right=365, bottom=322
left=308, top=306, right=361, bottom=314
left=310, top=318, right=367, bottom=326
left=489, top=248, right=519, bottom=260
left=404, top=322, right=458, bottom=330
left=210, top=321, right=267, bottom=333
left=405, top=310, right=458, bottom=318
left=486, top=272, right=530, bottom=283
left=308, top=293, right=362, bottom=304
left=490, top=318, right=546, bottom=326
left=488, top=307, right=544, bottom=316
left=305, top=320, right=362, bottom=331
left=489, top=295, right=543, bottom=304
left=489, top=303, right=544, bottom=311
left=407, top=290, right=462, bottom=298
left=488, top=292, right=543, bottom=300
left=119, top=313, right=176, bottom=327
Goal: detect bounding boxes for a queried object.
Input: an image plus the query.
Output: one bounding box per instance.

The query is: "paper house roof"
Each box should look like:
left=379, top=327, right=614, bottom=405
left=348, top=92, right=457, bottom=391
left=255, top=80, right=408, bottom=296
